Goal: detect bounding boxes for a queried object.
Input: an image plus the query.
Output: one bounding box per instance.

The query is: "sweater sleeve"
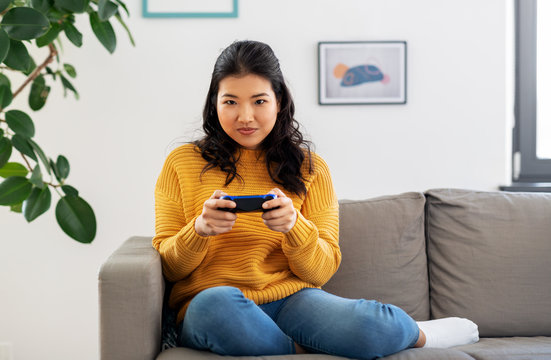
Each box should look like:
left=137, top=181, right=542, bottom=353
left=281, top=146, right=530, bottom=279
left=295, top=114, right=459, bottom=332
left=282, top=155, right=341, bottom=287
left=152, top=153, right=210, bottom=283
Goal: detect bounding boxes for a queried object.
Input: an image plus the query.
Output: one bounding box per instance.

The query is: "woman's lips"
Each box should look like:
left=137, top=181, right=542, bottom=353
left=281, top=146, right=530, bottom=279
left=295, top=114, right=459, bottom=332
left=238, top=128, right=257, bottom=135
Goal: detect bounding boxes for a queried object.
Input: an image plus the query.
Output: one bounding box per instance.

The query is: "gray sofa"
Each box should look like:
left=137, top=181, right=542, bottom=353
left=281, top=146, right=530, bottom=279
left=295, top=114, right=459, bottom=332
left=99, top=188, right=551, bottom=360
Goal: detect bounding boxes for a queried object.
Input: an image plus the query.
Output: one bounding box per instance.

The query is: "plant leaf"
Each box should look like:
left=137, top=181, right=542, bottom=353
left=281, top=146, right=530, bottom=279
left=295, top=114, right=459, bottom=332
left=54, top=0, right=89, bottom=13
left=49, top=158, right=59, bottom=181
left=113, top=0, right=129, bottom=16
left=11, top=134, right=37, bottom=161
left=10, top=202, right=23, bottom=213
left=59, top=74, right=78, bottom=99
left=6, top=109, right=35, bottom=138
left=29, top=164, right=44, bottom=188
left=0, top=176, right=33, bottom=205
left=0, top=0, right=11, bottom=13
left=31, top=0, right=53, bottom=14
left=29, top=75, right=50, bottom=111
left=55, top=195, right=96, bottom=243
left=54, top=36, right=63, bottom=57
left=27, top=138, right=51, bottom=175
left=89, top=12, right=116, bottom=54
left=114, top=13, right=134, bottom=47
left=36, top=22, right=62, bottom=47
left=22, top=54, right=37, bottom=76
left=46, top=66, right=56, bottom=80
left=56, top=154, right=69, bottom=179
left=98, top=0, right=118, bottom=21
left=44, top=5, right=66, bottom=21
left=61, top=184, right=78, bottom=196
left=22, top=185, right=51, bottom=221
left=0, top=73, right=11, bottom=88
left=0, top=162, right=28, bottom=178
left=0, top=74, right=12, bottom=109
left=0, top=84, right=13, bottom=109
left=63, top=63, right=76, bottom=78
left=0, top=137, right=13, bottom=168
left=0, top=28, right=10, bottom=63
left=0, top=7, right=50, bottom=41
left=63, top=22, right=82, bottom=47
left=3, top=39, right=32, bottom=72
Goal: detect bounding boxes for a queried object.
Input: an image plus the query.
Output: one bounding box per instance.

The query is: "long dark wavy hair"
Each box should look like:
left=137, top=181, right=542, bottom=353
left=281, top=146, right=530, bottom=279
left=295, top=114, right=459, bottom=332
left=194, top=40, right=313, bottom=196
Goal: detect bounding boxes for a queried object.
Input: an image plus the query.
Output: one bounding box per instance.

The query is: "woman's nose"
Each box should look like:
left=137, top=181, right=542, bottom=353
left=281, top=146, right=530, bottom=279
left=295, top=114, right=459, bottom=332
left=238, top=105, right=254, bottom=123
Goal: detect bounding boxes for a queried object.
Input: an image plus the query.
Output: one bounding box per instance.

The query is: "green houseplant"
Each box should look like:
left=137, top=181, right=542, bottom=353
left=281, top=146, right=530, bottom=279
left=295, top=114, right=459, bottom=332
left=0, top=0, right=134, bottom=243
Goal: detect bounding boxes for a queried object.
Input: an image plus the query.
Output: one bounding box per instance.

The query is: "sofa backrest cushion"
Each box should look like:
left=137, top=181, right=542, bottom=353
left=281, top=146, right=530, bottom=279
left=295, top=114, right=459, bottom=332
left=323, top=192, right=430, bottom=321
left=425, top=188, right=551, bottom=337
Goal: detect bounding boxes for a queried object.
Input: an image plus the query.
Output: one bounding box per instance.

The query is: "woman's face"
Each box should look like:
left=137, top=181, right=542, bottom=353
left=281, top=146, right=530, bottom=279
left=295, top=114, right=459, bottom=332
left=216, top=74, right=279, bottom=150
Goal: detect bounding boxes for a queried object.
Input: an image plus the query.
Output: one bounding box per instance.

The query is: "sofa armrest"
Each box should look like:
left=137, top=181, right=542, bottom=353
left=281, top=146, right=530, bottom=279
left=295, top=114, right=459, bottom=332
left=99, top=236, right=164, bottom=360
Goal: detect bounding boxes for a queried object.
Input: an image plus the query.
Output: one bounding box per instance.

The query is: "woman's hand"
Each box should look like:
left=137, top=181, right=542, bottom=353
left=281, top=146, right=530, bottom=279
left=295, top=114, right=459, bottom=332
left=262, top=188, right=297, bottom=233
left=195, top=190, right=237, bottom=236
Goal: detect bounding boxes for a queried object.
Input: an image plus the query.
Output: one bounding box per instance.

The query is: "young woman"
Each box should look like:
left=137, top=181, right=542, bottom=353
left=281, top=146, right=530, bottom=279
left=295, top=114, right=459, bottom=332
left=153, top=40, right=479, bottom=360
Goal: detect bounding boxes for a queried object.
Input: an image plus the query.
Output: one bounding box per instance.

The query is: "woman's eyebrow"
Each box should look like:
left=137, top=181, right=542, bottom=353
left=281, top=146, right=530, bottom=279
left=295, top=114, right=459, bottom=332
left=220, top=92, right=271, bottom=98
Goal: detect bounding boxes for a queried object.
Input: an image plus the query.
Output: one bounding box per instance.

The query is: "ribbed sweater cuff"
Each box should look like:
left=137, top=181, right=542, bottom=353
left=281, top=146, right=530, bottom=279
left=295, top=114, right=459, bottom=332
left=177, top=217, right=210, bottom=253
left=285, top=211, right=316, bottom=248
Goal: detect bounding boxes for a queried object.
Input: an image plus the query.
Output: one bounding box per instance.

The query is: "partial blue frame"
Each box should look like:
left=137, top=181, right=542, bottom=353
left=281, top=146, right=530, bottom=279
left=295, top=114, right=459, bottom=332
left=143, top=0, right=238, bottom=18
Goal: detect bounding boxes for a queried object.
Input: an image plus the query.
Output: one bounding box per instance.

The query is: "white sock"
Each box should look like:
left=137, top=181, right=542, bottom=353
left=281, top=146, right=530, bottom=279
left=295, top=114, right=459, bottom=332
left=416, top=317, right=479, bottom=348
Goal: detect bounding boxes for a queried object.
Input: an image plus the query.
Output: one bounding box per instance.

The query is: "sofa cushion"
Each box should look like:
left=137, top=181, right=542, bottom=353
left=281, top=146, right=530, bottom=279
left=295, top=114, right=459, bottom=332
left=158, top=344, right=476, bottom=360
left=323, top=192, right=429, bottom=321
left=425, top=189, right=551, bottom=337
left=383, top=348, right=475, bottom=360
left=454, top=337, right=551, bottom=360
left=157, top=347, right=350, bottom=360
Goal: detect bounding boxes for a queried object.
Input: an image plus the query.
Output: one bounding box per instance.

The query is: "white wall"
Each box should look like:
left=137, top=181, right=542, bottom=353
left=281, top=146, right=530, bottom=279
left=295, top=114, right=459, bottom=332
left=0, top=1, right=512, bottom=359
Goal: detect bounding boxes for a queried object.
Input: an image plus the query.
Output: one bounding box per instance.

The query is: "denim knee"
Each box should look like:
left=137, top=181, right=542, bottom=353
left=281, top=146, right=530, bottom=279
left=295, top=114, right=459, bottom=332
left=190, top=286, right=243, bottom=308
left=184, top=286, right=242, bottom=327
left=356, top=300, right=419, bottom=356
left=180, top=286, right=295, bottom=355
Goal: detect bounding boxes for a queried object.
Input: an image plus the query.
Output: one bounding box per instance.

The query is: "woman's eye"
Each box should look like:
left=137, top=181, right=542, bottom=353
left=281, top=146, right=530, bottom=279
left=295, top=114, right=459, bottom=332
left=255, top=99, right=266, bottom=105
left=224, top=100, right=237, bottom=105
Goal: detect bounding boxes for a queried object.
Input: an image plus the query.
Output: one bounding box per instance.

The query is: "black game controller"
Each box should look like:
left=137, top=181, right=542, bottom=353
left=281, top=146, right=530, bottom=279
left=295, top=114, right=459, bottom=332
left=218, top=194, right=278, bottom=213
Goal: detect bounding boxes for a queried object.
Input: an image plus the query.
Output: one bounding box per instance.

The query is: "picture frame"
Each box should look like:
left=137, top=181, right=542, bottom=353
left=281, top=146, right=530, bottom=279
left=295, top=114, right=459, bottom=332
left=318, top=41, right=407, bottom=105
left=142, top=0, right=238, bottom=18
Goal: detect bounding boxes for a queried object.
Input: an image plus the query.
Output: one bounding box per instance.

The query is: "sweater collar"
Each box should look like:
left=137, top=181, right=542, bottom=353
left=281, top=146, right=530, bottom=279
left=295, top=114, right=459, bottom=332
left=237, top=148, right=265, bottom=162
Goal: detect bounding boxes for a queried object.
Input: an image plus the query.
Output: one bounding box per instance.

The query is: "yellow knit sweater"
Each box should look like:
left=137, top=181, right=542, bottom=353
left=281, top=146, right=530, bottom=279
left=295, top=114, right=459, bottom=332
left=153, top=143, right=341, bottom=323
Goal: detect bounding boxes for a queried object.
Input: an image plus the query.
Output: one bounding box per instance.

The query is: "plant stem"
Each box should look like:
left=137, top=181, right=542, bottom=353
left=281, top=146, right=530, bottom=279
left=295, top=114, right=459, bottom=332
left=20, top=153, right=60, bottom=188
left=53, top=186, right=63, bottom=197
left=1, top=43, right=63, bottom=190
left=20, top=153, right=33, bottom=171
left=0, top=126, right=53, bottom=187
left=12, top=44, right=58, bottom=100
left=47, top=181, right=61, bottom=189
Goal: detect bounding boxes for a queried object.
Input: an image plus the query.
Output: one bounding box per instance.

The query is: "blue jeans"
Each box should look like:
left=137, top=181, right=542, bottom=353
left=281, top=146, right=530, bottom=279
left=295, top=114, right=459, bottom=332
left=178, top=286, right=419, bottom=360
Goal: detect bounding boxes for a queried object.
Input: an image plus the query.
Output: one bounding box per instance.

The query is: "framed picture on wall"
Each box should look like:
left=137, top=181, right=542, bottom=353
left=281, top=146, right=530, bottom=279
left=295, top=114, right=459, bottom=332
left=318, top=41, right=407, bottom=105
left=143, top=0, right=238, bottom=18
